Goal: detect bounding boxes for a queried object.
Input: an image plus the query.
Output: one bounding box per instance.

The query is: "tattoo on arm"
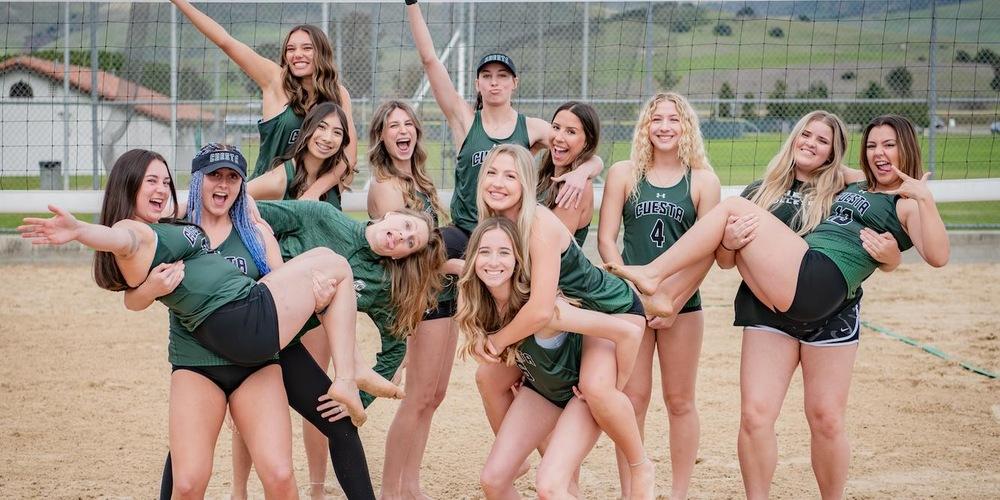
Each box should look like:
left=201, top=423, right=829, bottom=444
left=124, top=229, right=140, bottom=258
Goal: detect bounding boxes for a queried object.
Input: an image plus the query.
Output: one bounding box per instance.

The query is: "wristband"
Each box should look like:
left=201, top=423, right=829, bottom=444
left=405, top=0, right=418, bottom=5
left=721, top=241, right=736, bottom=252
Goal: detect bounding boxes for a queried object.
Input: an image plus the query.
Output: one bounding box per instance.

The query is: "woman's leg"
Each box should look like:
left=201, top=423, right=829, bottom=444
left=608, top=197, right=807, bottom=314
left=280, top=342, right=377, bottom=500
left=228, top=364, right=297, bottom=499
left=738, top=329, right=801, bottom=500
left=480, top=389, right=562, bottom=500
left=300, top=326, right=333, bottom=499
left=475, top=363, right=524, bottom=434
left=168, top=370, right=227, bottom=499
left=261, top=247, right=364, bottom=425
left=613, top=316, right=655, bottom=498
left=578, top=334, right=655, bottom=500
left=534, top=397, right=602, bottom=500
left=382, top=317, right=458, bottom=500
left=801, top=344, right=858, bottom=500
left=655, top=310, right=704, bottom=500
left=230, top=421, right=253, bottom=500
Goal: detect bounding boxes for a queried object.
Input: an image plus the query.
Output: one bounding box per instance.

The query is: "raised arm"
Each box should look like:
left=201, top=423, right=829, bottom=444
left=20, top=205, right=152, bottom=257
left=299, top=160, right=350, bottom=200
left=597, top=161, right=630, bottom=265
left=405, top=1, right=473, bottom=141
left=890, top=168, right=949, bottom=267
left=552, top=153, right=604, bottom=210
left=339, top=85, right=359, bottom=170
left=170, top=0, right=283, bottom=102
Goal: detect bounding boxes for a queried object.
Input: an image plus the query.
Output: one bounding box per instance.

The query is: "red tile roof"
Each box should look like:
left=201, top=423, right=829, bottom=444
left=0, top=55, right=214, bottom=123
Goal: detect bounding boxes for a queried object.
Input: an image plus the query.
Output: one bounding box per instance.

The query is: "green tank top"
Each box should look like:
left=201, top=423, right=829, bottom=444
left=281, top=160, right=342, bottom=210
left=558, top=241, right=634, bottom=314
left=149, top=223, right=255, bottom=332
left=804, top=182, right=913, bottom=298
left=621, top=170, right=700, bottom=309
left=253, top=106, right=302, bottom=178
left=256, top=200, right=406, bottom=403
left=515, top=332, right=582, bottom=405
left=741, top=178, right=805, bottom=229
left=452, top=111, right=531, bottom=233
left=168, top=228, right=264, bottom=366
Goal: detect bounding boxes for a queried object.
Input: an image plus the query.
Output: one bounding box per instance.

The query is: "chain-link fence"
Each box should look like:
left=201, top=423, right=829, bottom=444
left=1, top=1, right=998, bottom=191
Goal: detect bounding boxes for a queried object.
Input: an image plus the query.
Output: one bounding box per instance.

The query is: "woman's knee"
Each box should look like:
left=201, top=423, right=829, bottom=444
left=740, top=399, right=779, bottom=434
left=171, top=467, right=210, bottom=499
left=303, top=247, right=350, bottom=273
left=479, top=462, right=513, bottom=495
left=805, top=402, right=846, bottom=440
left=256, top=459, right=296, bottom=492
left=475, top=365, right=515, bottom=395
left=663, top=390, right=697, bottom=418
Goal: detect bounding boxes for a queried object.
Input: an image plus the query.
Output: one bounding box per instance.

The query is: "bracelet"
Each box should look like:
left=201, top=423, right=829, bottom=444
left=316, top=304, right=330, bottom=316
left=720, top=241, right=736, bottom=252
left=405, top=0, right=418, bottom=5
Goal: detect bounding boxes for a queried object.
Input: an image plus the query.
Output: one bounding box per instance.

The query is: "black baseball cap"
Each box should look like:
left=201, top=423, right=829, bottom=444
left=476, top=53, right=516, bottom=77
left=191, top=148, right=248, bottom=179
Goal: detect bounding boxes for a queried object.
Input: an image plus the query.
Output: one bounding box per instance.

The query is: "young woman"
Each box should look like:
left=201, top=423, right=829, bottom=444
left=170, top=0, right=357, bottom=179
left=716, top=112, right=900, bottom=499
left=457, top=217, right=643, bottom=499
left=18, top=148, right=369, bottom=495
left=598, top=92, right=720, bottom=499
left=406, top=0, right=600, bottom=253
left=471, top=144, right=655, bottom=499
left=248, top=101, right=352, bottom=210
left=605, top=115, right=948, bottom=496
left=365, top=100, right=456, bottom=499
left=241, top=99, right=353, bottom=499
left=537, top=101, right=602, bottom=247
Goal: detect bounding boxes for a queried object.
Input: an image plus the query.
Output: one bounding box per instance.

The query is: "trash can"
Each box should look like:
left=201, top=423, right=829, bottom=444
left=39, top=161, right=61, bottom=190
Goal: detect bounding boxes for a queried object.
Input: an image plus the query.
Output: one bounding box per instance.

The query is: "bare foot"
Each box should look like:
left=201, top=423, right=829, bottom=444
left=358, top=366, right=406, bottom=399
left=628, top=458, right=655, bottom=500
left=603, top=263, right=659, bottom=296
left=638, top=292, right=674, bottom=320
left=327, top=378, right=367, bottom=427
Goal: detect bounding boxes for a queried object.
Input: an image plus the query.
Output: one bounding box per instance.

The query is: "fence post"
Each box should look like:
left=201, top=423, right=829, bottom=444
left=643, top=2, right=654, bottom=95
left=582, top=2, right=589, bottom=99
left=170, top=3, right=178, bottom=173
left=89, top=2, right=99, bottom=191
left=928, top=0, right=938, bottom=176
left=63, top=1, right=70, bottom=190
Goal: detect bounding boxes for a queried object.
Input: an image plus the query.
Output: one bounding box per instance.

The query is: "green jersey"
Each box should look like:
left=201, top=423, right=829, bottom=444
left=452, top=111, right=531, bottom=233
left=168, top=228, right=265, bottom=366
left=256, top=200, right=405, bottom=402
left=253, top=106, right=302, bottom=179
left=279, top=160, right=342, bottom=210
left=558, top=241, right=634, bottom=314
left=804, top=182, right=913, bottom=298
left=621, top=171, right=700, bottom=309
left=515, top=332, right=582, bottom=405
left=149, top=223, right=255, bottom=332
left=741, top=179, right=805, bottom=229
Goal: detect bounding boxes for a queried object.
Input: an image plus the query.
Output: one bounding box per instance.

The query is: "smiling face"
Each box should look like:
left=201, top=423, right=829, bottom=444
left=865, top=124, right=902, bottom=188
left=306, top=112, right=345, bottom=160
left=792, top=119, right=835, bottom=179
left=479, top=152, right=523, bottom=217
left=200, top=167, right=242, bottom=218
left=381, top=107, right=418, bottom=163
left=475, top=63, right=517, bottom=107
left=550, top=109, right=587, bottom=168
left=647, top=100, right=682, bottom=153
left=369, top=212, right=430, bottom=260
left=284, top=29, right=316, bottom=78
left=133, top=159, right=172, bottom=223
left=474, top=227, right=517, bottom=292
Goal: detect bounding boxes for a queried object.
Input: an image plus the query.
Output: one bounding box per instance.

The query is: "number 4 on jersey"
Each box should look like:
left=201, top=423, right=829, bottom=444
left=650, top=219, right=666, bottom=248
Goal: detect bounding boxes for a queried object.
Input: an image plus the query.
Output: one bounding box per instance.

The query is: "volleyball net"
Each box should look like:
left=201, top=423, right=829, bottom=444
left=1, top=0, right=998, bottom=210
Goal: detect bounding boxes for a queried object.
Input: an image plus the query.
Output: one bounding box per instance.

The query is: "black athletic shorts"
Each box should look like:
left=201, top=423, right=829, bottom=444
left=522, top=380, right=573, bottom=409
left=423, top=297, right=457, bottom=321
left=171, top=360, right=279, bottom=398
left=622, top=289, right=646, bottom=318
left=440, top=225, right=471, bottom=260
left=783, top=250, right=848, bottom=324
left=195, top=283, right=281, bottom=367
left=747, top=298, right=861, bottom=346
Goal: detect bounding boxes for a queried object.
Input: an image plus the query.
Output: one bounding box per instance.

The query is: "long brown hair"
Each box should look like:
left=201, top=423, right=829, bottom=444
left=270, top=102, right=353, bottom=197
left=455, top=217, right=530, bottom=365
left=280, top=25, right=343, bottom=116
left=861, top=114, right=923, bottom=189
left=379, top=209, right=447, bottom=339
left=94, top=149, right=177, bottom=291
left=537, top=101, right=601, bottom=208
left=751, top=110, right=848, bottom=234
left=368, top=100, right=448, bottom=224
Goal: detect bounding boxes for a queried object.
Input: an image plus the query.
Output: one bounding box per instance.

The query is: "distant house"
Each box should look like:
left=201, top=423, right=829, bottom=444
left=0, top=55, right=214, bottom=176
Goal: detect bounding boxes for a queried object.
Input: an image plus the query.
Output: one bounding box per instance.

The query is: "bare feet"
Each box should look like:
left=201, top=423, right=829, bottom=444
left=327, top=378, right=368, bottom=427
left=638, top=292, right=674, bottom=320
left=358, top=366, right=406, bottom=399
left=603, top=262, right=660, bottom=296
left=628, top=458, right=655, bottom=500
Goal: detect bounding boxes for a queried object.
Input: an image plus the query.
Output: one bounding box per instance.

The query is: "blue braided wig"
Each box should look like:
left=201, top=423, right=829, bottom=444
left=186, top=171, right=271, bottom=276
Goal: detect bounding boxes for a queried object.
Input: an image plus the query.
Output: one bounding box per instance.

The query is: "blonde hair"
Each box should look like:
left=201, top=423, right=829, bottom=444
left=378, top=208, right=446, bottom=338
left=475, top=144, right=537, bottom=279
left=750, top=110, right=848, bottom=234
left=628, top=92, right=711, bottom=201
left=368, top=100, right=448, bottom=224
left=455, top=217, right=530, bottom=365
